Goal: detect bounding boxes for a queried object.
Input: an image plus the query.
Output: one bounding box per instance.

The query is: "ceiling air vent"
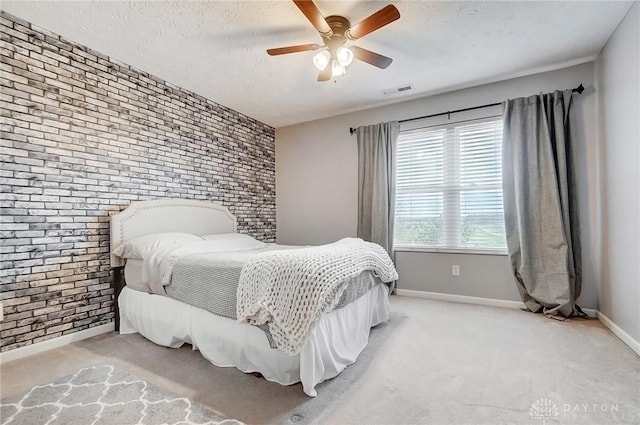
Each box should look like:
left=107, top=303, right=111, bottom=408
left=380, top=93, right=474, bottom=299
left=382, top=84, right=414, bottom=96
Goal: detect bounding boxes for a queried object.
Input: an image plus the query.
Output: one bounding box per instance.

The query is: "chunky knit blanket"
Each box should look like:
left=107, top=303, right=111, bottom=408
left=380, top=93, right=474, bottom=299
left=236, top=237, right=398, bottom=355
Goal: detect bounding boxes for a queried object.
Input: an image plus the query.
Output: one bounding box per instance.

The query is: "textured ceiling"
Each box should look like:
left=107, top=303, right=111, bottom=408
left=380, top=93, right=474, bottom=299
left=1, top=1, right=633, bottom=128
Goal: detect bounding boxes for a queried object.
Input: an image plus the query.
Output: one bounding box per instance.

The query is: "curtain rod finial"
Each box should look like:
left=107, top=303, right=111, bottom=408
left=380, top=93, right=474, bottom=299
left=350, top=127, right=356, bottom=136
left=574, top=84, right=584, bottom=94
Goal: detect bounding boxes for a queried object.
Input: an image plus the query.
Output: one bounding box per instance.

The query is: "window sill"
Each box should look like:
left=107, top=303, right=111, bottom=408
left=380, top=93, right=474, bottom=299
left=394, top=246, right=508, bottom=256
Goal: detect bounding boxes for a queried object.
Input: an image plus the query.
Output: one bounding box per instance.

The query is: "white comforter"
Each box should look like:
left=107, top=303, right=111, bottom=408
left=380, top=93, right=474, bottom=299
left=141, top=237, right=398, bottom=355
left=237, top=238, right=398, bottom=354
left=140, top=239, right=297, bottom=295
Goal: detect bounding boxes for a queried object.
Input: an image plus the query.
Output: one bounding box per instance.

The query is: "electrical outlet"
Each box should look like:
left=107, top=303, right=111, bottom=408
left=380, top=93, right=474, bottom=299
left=452, top=265, right=460, bottom=276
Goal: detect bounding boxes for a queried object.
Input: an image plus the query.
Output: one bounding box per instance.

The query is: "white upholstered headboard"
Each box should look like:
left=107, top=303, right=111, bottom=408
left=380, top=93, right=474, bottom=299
left=110, top=199, right=237, bottom=267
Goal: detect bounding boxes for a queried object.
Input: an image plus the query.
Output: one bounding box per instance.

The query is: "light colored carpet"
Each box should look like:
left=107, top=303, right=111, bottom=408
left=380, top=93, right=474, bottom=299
left=0, top=364, right=242, bottom=425
left=1, top=296, right=639, bottom=425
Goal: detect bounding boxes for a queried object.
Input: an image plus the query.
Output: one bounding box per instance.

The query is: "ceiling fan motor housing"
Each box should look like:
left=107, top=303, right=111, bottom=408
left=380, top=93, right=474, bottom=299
left=323, top=15, right=351, bottom=52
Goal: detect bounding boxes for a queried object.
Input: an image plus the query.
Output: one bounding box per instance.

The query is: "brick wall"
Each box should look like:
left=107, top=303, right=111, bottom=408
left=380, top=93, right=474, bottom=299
left=0, top=12, right=276, bottom=352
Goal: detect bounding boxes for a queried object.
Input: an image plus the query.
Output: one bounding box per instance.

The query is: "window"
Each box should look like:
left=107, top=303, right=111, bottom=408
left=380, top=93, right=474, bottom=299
left=394, top=116, right=506, bottom=253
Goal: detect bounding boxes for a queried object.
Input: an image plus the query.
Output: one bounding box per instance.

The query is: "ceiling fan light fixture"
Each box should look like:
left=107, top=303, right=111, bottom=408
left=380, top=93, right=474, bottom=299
left=331, top=60, right=346, bottom=78
left=313, top=50, right=331, bottom=71
left=268, top=1, right=400, bottom=82
left=336, top=47, right=354, bottom=67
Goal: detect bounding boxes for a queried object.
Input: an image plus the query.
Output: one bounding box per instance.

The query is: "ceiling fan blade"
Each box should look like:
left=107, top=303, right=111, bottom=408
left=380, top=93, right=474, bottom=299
left=293, top=0, right=333, bottom=37
left=345, top=5, right=400, bottom=40
left=267, top=44, right=321, bottom=56
left=351, top=46, right=393, bottom=69
left=317, top=66, right=332, bottom=82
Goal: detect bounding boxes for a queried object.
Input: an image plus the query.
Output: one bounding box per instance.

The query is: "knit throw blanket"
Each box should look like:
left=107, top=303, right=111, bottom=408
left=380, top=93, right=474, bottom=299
left=236, top=238, right=398, bottom=355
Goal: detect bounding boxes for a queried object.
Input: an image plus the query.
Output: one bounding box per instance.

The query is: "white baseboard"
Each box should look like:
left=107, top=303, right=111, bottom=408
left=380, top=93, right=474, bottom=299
left=0, top=323, right=115, bottom=364
left=395, top=289, right=599, bottom=318
left=596, top=311, right=640, bottom=356
left=395, top=289, right=527, bottom=310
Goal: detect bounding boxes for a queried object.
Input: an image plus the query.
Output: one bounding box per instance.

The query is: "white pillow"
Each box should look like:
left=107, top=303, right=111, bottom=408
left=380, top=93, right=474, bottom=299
left=113, top=232, right=202, bottom=260
left=201, top=233, right=258, bottom=241
left=201, top=233, right=266, bottom=249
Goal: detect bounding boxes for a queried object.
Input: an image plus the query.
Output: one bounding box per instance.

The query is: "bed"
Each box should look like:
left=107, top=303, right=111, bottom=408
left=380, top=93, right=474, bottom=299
left=110, top=199, right=396, bottom=397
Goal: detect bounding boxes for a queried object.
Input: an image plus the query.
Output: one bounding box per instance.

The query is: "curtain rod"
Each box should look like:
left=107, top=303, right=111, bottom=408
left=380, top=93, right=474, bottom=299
left=349, top=83, right=584, bottom=135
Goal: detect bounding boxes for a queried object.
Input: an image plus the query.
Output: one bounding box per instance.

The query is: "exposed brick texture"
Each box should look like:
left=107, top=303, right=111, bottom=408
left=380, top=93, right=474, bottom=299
left=0, top=12, right=276, bottom=352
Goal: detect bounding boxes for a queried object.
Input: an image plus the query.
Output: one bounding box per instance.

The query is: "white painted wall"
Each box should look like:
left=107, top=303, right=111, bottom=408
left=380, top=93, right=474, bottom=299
left=595, top=3, right=640, bottom=342
left=277, top=62, right=599, bottom=308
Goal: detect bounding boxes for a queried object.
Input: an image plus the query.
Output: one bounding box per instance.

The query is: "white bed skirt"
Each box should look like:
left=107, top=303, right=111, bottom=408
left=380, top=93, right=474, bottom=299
left=118, top=284, right=390, bottom=396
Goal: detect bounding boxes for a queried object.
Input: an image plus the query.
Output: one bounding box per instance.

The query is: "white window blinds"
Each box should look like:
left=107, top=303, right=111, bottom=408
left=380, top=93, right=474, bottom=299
left=395, top=117, right=506, bottom=252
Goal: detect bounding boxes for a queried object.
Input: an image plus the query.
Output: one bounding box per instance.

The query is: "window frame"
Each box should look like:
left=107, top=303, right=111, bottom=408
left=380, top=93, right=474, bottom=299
left=394, top=111, right=508, bottom=255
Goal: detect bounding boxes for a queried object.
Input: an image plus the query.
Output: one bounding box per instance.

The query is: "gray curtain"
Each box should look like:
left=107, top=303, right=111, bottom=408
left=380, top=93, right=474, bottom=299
left=502, top=90, right=583, bottom=318
left=356, top=121, right=399, bottom=258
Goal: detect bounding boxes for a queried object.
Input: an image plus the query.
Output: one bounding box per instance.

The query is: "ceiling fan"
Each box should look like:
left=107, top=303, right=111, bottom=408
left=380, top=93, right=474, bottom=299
left=267, top=0, right=400, bottom=82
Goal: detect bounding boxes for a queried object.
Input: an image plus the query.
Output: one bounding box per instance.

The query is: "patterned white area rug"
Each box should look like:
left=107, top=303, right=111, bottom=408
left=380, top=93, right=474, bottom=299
left=0, top=365, right=243, bottom=425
